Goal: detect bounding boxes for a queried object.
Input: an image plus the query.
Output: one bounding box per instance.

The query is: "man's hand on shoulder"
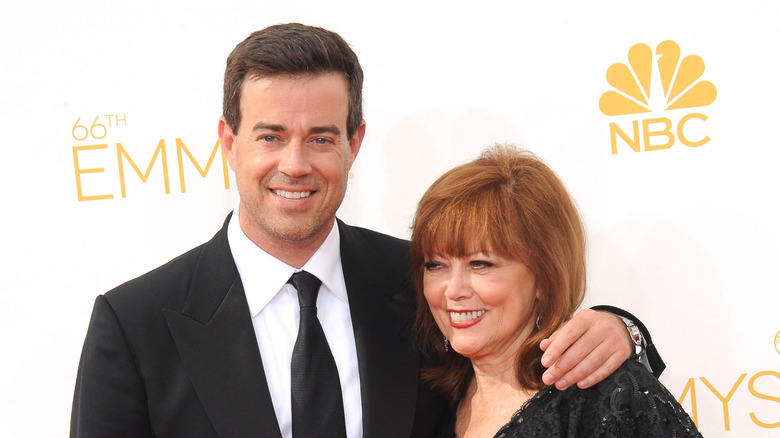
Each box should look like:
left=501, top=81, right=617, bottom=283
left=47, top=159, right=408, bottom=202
left=539, top=309, right=632, bottom=390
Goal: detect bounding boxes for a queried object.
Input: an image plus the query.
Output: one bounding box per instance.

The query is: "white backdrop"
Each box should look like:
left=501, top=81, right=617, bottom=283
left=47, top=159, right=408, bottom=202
left=2, top=1, right=778, bottom=436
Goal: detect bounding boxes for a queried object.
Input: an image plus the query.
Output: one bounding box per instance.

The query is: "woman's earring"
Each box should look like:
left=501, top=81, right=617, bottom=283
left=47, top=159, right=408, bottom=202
left=535, top=315, right=543, bottom=330
left=443, top=336, right=449, bottom=352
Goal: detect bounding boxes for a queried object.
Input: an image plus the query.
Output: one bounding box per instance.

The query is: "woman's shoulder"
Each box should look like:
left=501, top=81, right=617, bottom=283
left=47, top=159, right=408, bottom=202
left=588, top=359, right=681, bottom=404
left=455, top=361, right=704, bottom=438
left=589, top=359, right=662, bottom=394
left=560, top=360, right=702, bottom=437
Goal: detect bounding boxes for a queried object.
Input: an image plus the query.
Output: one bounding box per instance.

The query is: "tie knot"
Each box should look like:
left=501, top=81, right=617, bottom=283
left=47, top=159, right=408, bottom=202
left=288, top=271, right=322, bottom=308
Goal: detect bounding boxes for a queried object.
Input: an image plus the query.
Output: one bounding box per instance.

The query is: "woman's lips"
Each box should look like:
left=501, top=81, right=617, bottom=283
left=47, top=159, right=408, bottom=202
left=449, top=310, right=486, bottom=328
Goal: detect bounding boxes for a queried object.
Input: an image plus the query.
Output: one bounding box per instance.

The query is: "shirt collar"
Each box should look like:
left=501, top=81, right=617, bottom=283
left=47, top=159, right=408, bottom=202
left=227, top=205, right=346, bottom=317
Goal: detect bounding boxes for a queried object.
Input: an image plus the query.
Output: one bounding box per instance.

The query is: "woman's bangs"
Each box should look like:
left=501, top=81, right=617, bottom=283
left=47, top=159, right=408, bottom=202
left=423, top=197, right=503, bottom=259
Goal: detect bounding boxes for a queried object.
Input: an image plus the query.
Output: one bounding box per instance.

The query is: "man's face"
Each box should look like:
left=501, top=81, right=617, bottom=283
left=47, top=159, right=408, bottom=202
left=219, top=73, right=364, bottom=261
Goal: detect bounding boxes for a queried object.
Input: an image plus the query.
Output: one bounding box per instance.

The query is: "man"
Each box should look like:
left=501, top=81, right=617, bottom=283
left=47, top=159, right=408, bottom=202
left=71, top=23, right=663, bottom=438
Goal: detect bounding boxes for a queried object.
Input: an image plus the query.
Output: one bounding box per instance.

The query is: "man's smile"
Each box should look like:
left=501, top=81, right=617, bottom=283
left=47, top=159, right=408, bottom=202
left=272, top=189, right=313, bottom=199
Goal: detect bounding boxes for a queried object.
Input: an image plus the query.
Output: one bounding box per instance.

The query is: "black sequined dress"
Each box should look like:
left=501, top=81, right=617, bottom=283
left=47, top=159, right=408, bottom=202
left=438, top=360, right=702, bottom=437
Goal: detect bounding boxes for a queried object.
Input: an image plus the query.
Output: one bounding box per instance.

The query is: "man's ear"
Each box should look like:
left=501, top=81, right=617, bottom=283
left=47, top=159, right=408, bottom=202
left=218, top=116, right=236, bottom=171
left=348, top=120, right=366, bottom=167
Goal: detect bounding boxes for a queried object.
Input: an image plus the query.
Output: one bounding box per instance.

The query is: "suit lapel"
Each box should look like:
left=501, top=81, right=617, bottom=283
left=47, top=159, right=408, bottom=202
left=163, top=219, right=282, bottom=438
left=161, top=218, right=423, bottom=437
left=338, top=221, right=421, bottom=437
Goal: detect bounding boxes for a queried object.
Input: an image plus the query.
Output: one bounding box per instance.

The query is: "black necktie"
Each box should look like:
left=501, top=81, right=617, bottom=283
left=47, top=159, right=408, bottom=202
left=288, top=271, right=347, bottom=438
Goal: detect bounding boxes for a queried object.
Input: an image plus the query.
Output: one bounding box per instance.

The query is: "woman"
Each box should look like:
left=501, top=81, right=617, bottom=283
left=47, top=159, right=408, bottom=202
left=410, top=145, right=701, bottom=437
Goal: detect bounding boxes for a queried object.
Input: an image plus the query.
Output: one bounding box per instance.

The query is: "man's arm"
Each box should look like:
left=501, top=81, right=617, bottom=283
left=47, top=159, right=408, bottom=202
left=591, top=305, right=665, bottom=376
left=71, top=296, right=152, bottom=438
left=538, top=306, right=664, bottom=390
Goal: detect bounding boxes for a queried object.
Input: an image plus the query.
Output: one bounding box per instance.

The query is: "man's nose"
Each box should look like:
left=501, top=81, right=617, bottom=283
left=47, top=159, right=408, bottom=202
left=278, top=141, right=312, bottom=177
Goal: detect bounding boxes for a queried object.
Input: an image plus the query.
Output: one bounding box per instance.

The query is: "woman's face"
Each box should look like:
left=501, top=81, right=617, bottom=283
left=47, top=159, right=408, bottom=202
left=423, top=249, right=538, bottom=363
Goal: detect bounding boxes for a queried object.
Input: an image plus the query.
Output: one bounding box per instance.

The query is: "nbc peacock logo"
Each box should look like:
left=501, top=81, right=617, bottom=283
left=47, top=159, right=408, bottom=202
left=775, top=330, right=780, bottom=355
left=599, top=41, right=717, bottom=155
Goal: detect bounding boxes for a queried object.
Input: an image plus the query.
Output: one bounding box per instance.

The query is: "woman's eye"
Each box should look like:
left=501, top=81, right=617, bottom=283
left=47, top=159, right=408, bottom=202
left=423, top=261, right=443, bottom=271
left=471, top=260, right=494, bottom=269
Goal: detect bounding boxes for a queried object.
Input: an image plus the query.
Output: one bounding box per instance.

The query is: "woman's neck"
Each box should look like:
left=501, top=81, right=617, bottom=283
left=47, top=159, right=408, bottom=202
left=455, top=361, right=535, bottom=438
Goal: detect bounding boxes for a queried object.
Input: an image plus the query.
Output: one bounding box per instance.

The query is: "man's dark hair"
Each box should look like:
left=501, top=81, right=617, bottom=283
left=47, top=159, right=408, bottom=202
left=223, top=23, right=364, bottom=138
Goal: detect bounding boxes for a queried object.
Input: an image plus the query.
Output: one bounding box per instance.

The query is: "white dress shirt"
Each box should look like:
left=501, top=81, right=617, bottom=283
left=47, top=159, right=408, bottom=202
left=227, top=208, right=362, bottom=438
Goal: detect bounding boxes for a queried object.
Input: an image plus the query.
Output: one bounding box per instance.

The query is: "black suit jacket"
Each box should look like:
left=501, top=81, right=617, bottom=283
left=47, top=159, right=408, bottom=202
left=71, top=216, right=447, bottom=437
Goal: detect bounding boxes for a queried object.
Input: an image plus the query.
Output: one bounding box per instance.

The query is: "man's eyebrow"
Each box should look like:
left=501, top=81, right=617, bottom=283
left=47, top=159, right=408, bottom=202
left=250, top=122, right=342, bottom=137
left=251, top=122, right=284, bottom=133
left=310, top=125, right=341, bottom=136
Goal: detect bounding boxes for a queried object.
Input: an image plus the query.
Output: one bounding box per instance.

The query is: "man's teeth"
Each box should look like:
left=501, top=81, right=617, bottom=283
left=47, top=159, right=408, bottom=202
left=450, top=310, right=486, bottom=322
left=274, top=189, right=312, bottom=199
